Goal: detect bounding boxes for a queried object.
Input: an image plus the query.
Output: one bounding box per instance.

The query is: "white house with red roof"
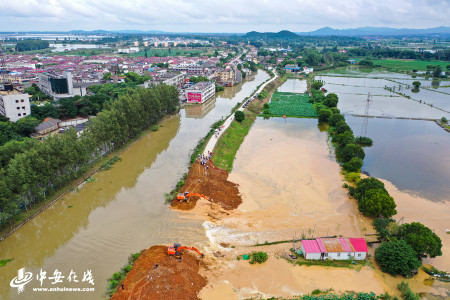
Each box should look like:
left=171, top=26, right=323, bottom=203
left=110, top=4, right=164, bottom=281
left=301, top=238, right=368, bottom=260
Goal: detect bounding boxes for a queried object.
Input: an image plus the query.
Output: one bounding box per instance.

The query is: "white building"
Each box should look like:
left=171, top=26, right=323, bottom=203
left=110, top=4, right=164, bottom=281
left=185, top=81, right=215, bottom=103
left=301, top=238, right=368, bottom=261
left=0, top=89, right=31, bottom=122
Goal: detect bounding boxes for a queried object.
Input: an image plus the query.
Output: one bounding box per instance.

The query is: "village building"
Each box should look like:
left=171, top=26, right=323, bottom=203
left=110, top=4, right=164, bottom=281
left=301, top=238, right=368, bottom=260
left=0, top=85, right=31, bottom=122
left=184, top=81, right=215, bottom=103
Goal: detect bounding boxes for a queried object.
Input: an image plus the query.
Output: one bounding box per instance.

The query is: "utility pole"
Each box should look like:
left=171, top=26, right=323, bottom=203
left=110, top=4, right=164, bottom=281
left=360, top=92, right=372, bottom=137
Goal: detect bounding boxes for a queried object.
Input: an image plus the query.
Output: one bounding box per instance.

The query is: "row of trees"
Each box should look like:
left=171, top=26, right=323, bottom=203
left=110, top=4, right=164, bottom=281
left=0, top=84, right=179, bottom=225
left=310, top=80, right=442, bottom=278
left=15, top=39, right=50, bottom=52
left=348, top=47, right=450, bottom=61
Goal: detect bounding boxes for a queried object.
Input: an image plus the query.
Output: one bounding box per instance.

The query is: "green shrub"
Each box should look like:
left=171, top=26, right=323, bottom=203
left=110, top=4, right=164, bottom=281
left=318, top=109, right=332, bottom=121
left=353, top=177, right=386, bottom=200
left=441, top=117, right=448, bottom=124
left=398, top=281, right=420, bottom=300
left=355, top=136, right=373, bottom=146
left=151, top=125, right=159, bottom=131
left=359, top=188, right=397, bottom=218
left=331, top=107, right=340, bottom=114
left=343, top=157, right=363, bottom=172
left=344, top=172, right=361, bottom=183
left=336, top=122, right=352, bottom=134
left=329, top=113, right=345, bottom=126
left=235, top=110, right=245, bottom=122
left=373, top=218, right=396, bottom=241
left=250, top=251, right=268, bottom=264
left=337, top=143, right=365, bottom=163
left=336, top=131, right=355, bottom=147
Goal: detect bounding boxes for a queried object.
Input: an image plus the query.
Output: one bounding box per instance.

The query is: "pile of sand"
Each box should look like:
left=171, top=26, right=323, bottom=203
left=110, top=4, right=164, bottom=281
left=171, top=160, right=242, bottom=211
left=111, top=245, right=206, bottom=300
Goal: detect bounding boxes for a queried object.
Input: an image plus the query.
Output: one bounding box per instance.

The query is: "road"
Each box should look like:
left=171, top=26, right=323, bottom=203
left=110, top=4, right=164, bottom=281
left=203, top=69, right=278, bottom=155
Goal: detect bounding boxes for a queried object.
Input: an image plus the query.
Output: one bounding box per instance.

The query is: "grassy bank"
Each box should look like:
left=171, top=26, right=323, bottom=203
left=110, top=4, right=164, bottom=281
left=371, top=59, right=449, bottom=72
left=212, top=76, right=286, bottom=172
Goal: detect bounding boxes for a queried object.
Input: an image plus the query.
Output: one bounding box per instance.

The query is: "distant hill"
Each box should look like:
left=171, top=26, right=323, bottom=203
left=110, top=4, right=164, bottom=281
left=243, top=30, right=300, bottom=40
left=296, top=26, right=450, bottom=36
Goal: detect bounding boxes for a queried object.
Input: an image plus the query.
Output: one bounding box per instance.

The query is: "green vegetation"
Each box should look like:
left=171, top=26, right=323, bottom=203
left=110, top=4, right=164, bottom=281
left=15, top=40, right=49, bottom=52
left=397, top=222, right=443, bottom=259
left=350, top=178, right=397, bottom=218
left=265, top=92, right=317, bottom=118
left=264, top=291, right=379, bottom=300
left=0, top=84, right=179, bottom=228
left=100, top=156, right=122, bottom=171
left=371, top=59, right=449, bottom=72
left=234, top=110, right=245, bottom=122
left=355, top=136, right=373, bottom=146
left=0, top=258, right=13, bottom=267
left=375, top=240, right=422, bottom=277
left=397, top=281, right=420, bottom=300
left=189, top=119, right=225, bottom=165
left=249, top=251, right=268, bottom=264
left=213, top=112, right=255, bottom=172
left=106, top=252, right=141, bottom=297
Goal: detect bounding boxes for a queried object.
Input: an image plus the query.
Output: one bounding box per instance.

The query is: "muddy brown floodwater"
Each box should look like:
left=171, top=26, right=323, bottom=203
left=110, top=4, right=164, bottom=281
left=177, top=117, right=449, bottom=299
left=0, top=71, right=270, bottom=300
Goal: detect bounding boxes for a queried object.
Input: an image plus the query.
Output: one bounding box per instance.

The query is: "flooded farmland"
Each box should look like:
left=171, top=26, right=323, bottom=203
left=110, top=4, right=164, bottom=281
left=0, top=71, right=269, bottom=300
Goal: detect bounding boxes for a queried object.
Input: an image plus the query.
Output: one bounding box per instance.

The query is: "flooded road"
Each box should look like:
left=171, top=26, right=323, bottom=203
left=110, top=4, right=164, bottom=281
left=0, top=71, right=269, bottom=300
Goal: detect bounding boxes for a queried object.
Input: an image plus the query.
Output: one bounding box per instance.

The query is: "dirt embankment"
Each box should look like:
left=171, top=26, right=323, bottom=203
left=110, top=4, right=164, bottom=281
left=171, top=159, right=242, bottom=211
left=111, top=245, right=206, bottom=300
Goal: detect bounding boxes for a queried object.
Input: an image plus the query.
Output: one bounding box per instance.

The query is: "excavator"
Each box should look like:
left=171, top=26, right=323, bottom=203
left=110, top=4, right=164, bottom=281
left=167, top=243, right=205, bottom=258
left=176, top=191, right=209, bottom=202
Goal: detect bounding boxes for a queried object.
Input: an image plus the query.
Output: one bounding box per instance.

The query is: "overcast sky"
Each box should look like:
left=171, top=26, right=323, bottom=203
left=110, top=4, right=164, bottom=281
left=0, top=0, right=449, bottom=32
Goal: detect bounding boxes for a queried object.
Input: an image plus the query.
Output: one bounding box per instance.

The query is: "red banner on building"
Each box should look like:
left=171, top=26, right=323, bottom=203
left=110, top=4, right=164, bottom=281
left=187, top=92, right=202, bottom=103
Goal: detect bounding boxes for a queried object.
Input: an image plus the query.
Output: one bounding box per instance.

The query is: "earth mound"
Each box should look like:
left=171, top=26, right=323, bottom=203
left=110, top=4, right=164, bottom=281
left=171, top=159, right=241, bottom=210
left=111, top=245, right=206, bottom=300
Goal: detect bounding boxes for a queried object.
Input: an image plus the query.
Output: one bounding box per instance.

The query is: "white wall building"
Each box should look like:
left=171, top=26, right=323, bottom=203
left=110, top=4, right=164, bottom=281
left=185, top=81, right=215, bottom=103
left=0, top=90, right=31, bottom=122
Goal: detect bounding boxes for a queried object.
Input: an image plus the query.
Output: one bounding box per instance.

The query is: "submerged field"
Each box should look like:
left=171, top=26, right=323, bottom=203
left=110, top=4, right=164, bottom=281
left=268, top=92, right=317, bottom=118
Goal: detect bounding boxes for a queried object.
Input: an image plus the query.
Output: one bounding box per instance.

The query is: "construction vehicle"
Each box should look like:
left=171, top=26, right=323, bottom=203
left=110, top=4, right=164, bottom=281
left=176, top=191, right=209, bottom=202
left=167, top=243, right=204, bottom=258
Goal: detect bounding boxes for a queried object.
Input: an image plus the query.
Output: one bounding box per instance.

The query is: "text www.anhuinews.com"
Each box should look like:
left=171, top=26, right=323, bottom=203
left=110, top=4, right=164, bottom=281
left=32, top=287, right=95, bottom=292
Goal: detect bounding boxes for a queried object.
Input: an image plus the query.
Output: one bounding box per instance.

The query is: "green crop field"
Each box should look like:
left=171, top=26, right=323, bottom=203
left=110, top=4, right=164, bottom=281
left=371, top=59, right=450, bottom=72
left=268, top=92, right=317, bottom=118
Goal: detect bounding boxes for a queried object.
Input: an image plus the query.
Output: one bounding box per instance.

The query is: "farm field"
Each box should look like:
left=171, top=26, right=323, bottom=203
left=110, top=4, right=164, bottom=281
left=371, top=59, right=450, bottom=72
left=268, top=92, right=317, bottom=118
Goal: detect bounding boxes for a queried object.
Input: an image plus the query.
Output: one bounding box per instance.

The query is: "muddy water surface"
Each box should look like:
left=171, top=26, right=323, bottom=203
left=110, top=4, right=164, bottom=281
left=0, top=70, right=269, bottom=300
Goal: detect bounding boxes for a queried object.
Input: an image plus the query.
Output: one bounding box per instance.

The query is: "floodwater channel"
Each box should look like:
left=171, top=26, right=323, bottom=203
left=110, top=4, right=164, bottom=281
left=0, top=70, right=269, bottom=300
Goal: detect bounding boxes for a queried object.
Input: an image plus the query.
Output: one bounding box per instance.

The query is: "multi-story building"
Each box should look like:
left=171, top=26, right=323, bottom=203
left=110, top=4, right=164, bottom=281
left=0, top=85, right=31, bottom=122
left=185, top=81, right=215, bottom=104
left=38, top=72, right=78, bottom=99
left=148, top=73, right=185, bottom=88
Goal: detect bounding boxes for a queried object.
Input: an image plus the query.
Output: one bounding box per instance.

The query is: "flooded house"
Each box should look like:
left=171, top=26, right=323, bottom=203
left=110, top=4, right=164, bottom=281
left=301, top=238, right=368, bottom=260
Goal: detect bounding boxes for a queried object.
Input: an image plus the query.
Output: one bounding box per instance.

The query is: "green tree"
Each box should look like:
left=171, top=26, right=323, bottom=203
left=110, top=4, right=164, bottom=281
left=343, top=157, right=363, bottom=172
left=328, top=113, right=345, bottom=126
left=397, top=222, right=442, bottom=259
left=336, top=131, right=355, bottom=147
left=335, top=121, right=352, bottom=134
left=235, top=110, right=245, bottom=122
left=412, top=81, right=421, bottom=88
left=359, top=188, right=397, bottom=218
left=353, top=177, right=386, bottom=200
left=337, top=143, right=365, bottom=162
left=0, top=122, right=19, bottom=146
left=324, top=93, right=338, bottom=108
left=15, top=116, right=40, bottom=136
left=318, top=108, right=332, bottom=121
left=433, top=66, right=442, bottom=78
left=311, top=81, right=324, bottom=90
left=375, top=240, right=421, bottom=277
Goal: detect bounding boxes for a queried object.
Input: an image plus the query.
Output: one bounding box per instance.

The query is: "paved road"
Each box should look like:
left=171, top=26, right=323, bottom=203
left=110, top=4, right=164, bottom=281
left=202, top=70, right=278, bottom=156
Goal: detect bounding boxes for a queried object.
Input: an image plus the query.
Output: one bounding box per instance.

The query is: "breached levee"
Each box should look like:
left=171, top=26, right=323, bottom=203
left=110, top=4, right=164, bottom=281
left=110, top=245, right=206, bottom=300
left=171, top=160, right=242, bottom=211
